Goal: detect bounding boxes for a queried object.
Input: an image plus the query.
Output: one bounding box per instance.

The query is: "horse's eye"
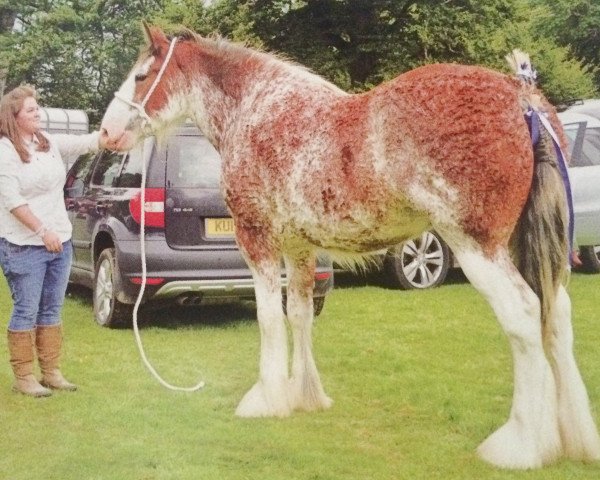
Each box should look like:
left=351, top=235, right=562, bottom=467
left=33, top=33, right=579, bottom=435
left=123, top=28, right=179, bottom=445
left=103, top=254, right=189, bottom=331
left=135, top=73, right=148, bottom=82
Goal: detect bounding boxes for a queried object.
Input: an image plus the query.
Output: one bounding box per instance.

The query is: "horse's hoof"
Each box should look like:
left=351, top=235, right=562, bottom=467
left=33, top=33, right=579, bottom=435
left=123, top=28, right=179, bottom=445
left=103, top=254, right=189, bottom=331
left=235, top=381, right=292, bottom=418
left=477, top=420, right=561, bottom=469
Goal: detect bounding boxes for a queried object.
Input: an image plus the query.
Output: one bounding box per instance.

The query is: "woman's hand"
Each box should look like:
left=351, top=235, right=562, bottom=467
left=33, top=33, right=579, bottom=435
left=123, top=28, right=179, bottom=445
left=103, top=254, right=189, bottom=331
left=99, top=129, right=112, bottom=150
left=42, top=229, right=63, bottom=253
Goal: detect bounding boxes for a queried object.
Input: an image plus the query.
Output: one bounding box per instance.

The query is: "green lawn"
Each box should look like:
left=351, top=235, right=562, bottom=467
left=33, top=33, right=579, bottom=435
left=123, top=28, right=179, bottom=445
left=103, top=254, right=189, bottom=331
left=1, top=271, right=599, bottom=479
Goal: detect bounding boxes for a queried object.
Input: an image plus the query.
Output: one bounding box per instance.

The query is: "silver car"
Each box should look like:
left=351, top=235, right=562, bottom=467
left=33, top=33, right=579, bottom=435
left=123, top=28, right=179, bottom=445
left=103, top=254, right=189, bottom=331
left=559, top=108, right=600, bottom=272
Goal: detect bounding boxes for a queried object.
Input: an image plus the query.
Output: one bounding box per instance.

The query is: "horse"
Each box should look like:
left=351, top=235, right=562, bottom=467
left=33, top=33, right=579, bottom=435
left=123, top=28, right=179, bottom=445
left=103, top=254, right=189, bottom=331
left=99, top=24, right=600, bottom=469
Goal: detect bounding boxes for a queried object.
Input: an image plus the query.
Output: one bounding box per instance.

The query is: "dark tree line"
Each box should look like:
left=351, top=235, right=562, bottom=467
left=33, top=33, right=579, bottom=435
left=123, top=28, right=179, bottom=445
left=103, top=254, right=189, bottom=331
left=1, top=0, right=597, bottom=124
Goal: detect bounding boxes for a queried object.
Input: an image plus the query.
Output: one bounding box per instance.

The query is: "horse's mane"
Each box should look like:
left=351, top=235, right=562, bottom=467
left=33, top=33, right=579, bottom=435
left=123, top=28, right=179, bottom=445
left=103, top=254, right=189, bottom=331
left=170, top=28, right=345, bottom=93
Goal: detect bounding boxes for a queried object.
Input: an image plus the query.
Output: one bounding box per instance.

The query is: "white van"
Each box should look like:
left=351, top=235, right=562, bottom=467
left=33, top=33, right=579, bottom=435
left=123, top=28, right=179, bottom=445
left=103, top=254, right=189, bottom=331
left=40, top=107, right=90, bottom=169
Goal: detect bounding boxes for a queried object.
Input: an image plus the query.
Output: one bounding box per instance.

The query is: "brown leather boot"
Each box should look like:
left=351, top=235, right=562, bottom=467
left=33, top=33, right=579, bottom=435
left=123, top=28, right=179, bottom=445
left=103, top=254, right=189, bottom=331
left=7, top=330, right=52, bottom=397
left=36, top=325, right=77, bottom=391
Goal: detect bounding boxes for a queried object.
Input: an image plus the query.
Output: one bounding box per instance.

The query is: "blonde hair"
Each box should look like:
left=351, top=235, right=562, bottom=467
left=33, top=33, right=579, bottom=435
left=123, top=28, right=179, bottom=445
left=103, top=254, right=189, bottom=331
left=0, top=84, right=49, bottom=162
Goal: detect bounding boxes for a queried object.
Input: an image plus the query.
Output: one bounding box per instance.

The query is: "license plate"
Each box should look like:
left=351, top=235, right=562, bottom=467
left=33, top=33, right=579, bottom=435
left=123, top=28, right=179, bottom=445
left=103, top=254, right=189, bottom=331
left=205, top=218, right=235, bottom=238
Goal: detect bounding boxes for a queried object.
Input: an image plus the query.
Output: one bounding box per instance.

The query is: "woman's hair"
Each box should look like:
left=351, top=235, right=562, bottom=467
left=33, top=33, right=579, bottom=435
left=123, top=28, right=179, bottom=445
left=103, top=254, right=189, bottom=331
left=0, top=84, right=49, bottom=162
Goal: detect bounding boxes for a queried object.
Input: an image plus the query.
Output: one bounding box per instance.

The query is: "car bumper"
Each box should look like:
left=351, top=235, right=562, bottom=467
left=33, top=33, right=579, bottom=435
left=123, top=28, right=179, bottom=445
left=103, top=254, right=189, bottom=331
left=114, top=239, right=334, bottom=304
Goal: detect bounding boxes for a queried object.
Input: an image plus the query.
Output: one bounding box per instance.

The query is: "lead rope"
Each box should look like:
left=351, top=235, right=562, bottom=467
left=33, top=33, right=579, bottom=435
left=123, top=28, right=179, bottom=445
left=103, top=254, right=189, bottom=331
left=132, top=138, right=204, bottom=392
left=114, top=37, right=204, bottom=392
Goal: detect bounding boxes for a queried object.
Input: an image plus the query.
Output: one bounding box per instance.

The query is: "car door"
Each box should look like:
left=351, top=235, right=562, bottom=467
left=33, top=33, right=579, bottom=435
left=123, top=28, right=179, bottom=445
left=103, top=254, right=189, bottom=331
left=564, top=121, right=600, bottom=246
left=65, top=153, right=96, bottom=277
left=74, top=151, right=127, bottom=273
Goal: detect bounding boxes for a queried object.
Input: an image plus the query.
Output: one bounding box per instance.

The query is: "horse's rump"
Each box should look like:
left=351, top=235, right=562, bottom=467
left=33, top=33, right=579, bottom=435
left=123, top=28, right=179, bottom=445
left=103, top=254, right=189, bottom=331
left=372, top=64, right=536, bottom=249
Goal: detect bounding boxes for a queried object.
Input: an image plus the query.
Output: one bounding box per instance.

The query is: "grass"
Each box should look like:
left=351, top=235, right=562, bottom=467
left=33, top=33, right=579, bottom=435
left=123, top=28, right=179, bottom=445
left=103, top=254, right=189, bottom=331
left=0, top=270, right=600, bottom=479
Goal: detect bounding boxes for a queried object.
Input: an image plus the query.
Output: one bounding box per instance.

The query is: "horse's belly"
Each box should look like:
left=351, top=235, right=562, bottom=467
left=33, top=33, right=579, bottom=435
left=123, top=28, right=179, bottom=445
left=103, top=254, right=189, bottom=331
left=289, top=209, right=431, bottom=253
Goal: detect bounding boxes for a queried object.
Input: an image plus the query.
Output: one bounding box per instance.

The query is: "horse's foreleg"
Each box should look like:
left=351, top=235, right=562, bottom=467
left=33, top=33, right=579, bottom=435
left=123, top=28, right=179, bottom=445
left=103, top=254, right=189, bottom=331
left=235, top=258, right=292, bottom=418
left=545, top=285, right=600, bottom=461
left=452, top=247, right=561, bottom=469
left=284, top=251, right=332, bottom=412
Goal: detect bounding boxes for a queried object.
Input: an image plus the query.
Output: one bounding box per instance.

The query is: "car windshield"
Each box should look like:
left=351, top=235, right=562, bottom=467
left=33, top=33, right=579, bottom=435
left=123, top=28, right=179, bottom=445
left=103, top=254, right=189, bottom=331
left=166, top=135, right=221, bottom=189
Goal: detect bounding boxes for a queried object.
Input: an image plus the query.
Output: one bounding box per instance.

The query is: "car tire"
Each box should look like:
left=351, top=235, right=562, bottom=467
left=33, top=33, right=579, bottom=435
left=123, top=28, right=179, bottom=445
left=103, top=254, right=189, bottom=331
left=385, top=231, right=451, bottom=289
left=282, top=296, right=326, bottom=317
left=93, top=248, right=132, bottom=328
left=579, top=245, right=600, bottom=273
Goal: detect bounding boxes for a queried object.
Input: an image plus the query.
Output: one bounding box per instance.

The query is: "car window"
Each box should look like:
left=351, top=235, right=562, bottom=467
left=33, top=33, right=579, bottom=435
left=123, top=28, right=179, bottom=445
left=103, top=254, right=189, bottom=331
left=64, top=152, right=95, bottom=197
left=580, top=127, right=600, bottom=167
left=563, top=122, right=587, bottom=167
left=166, top=135, right=221, bottom=188
left=91, top=151, right=126, bottom=187
left=115, top=148, right=143, bottom=188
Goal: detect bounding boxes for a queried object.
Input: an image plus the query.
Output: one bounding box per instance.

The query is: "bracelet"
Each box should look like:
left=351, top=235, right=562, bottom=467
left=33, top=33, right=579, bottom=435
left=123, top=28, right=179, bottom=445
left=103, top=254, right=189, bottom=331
left=34, top=225, right=48, bottom=238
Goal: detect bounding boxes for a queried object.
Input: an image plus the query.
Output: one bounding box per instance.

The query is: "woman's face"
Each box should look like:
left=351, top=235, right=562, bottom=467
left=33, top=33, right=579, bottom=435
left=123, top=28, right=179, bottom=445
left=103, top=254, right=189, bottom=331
left=15, top=96, right=41, bottom=140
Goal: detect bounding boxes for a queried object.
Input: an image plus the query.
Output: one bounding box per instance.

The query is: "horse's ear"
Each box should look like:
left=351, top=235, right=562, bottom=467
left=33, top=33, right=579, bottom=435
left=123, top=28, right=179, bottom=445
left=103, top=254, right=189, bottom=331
left=141, top=21, right=168, bottom=50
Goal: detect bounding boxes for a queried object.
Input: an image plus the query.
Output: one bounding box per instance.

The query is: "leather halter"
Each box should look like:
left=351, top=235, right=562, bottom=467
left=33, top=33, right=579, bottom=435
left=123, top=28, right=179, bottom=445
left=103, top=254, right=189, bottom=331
left=113, top=37, right=178, bottom=130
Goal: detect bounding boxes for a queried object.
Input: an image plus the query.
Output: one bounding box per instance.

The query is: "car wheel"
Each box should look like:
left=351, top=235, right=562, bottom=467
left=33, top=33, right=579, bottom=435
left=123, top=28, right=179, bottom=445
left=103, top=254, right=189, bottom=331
left=94, top=248, right=132, bottom=327
left=579, top=246, right=600, bottom=273
left=282, top=296, right=326, bottom=317
left=385, top=231, right=451, bottom=289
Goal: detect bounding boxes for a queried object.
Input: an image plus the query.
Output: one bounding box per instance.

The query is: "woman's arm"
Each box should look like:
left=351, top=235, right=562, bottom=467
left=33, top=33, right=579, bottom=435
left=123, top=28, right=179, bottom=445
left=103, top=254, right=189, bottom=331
left=50, top=131, right=103, bottom=165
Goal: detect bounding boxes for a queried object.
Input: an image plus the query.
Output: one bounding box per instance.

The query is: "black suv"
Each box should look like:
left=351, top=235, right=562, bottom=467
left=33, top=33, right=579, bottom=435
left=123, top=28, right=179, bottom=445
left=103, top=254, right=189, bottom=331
left=64, top=124, right=334, bottom=327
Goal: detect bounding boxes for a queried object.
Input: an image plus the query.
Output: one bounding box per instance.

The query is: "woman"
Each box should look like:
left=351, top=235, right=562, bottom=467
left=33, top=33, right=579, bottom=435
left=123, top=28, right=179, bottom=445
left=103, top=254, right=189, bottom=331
left=0, top=85, right=109, bottom=397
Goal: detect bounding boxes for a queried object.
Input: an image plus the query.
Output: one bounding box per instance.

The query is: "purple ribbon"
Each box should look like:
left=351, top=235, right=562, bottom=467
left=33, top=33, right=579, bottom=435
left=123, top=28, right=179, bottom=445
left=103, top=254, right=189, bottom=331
left=525, top=109, right=575, bottom=264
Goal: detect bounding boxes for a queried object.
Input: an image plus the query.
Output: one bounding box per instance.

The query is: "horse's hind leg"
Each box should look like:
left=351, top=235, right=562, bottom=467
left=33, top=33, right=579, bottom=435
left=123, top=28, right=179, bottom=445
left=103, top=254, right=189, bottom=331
left=284, top=250, right=332, bottom=412
left=451, top=246, right=561, bottom=469
left=235, top=255, right=292, bottom=418
left=545, top=285, right=600, bottom=461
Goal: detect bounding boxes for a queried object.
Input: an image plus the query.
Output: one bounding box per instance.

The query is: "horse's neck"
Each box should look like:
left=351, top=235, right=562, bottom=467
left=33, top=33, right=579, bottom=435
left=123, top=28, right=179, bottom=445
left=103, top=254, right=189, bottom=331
left=184, top=43, right=345, bottom=145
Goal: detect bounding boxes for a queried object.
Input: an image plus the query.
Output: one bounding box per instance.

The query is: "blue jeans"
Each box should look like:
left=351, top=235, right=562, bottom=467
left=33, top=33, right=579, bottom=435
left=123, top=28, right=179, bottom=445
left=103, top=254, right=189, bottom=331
left=0, top=238, right=72, bottom=331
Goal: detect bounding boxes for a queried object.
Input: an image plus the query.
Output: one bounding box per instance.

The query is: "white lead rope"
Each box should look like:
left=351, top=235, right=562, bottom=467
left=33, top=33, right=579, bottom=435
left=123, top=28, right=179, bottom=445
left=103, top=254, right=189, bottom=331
left=114, top=36, right=204, bottom=392
left=132, top=139, right=205, bottom=392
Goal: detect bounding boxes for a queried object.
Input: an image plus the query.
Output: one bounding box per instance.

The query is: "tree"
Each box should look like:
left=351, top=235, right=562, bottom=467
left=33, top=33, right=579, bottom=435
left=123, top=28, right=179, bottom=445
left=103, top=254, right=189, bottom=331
left=530, top=0, right=600, bottom=94
left=1, top=0, right=596, bottom=120
left=0, top=1, right=167, bottom=125
left=0, top=0, right=18, bottom=95
left=194, top=0, right=596, bottom=102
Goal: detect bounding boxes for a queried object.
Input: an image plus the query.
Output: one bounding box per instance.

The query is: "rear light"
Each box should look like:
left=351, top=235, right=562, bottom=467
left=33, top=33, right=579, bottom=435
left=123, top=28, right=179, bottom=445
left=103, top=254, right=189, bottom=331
left=129, top=277, right=165, bottom=286
left=129, top=188, right=165, bottom=228
left=314, top=272, right=332, bottom=281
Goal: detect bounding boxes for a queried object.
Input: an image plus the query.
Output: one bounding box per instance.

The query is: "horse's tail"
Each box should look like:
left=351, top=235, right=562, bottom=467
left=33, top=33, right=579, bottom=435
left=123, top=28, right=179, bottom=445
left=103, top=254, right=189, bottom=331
left=507, top=49, right=570, bottom=326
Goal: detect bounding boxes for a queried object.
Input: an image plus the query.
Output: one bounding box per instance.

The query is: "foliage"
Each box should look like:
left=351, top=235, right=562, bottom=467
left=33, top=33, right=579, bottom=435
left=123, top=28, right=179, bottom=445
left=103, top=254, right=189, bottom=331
left=0, top=0, right=598, bottom=120
left=0, top=1, right=169, bottom=125
left=1, top=272, right=600, bottom=478
left=531, top=0, right=600, bottom=92
left=196, top=0, right=597, bottom=101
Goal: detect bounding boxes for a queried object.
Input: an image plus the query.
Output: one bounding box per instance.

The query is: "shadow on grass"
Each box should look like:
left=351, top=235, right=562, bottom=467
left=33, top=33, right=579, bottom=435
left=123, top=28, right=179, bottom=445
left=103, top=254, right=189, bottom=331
left=65, top=283, right=257, bottom=330
left=334, top=267, right=468, bottom=290
left=65, top=267, right=470, bottom=332
left=138, top=301, right=257, bottom=330
left=66, top=283, right=93, bottom=305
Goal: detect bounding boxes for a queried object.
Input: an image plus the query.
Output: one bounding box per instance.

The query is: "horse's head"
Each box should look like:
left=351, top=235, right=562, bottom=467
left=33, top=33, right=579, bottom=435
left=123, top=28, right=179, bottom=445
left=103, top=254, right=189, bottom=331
left=101, top=23, right=187, bottom=151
